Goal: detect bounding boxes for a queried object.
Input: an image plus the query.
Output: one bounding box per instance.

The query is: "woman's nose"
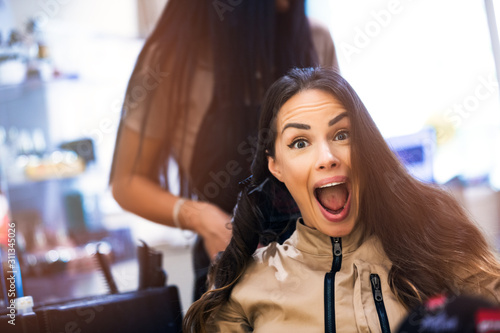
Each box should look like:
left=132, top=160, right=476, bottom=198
left=315, top=142, right=339, bottom=170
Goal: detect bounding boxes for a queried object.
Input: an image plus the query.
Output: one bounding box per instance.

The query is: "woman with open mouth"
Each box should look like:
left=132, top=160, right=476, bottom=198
left=184, top=67, right=500, bottom=332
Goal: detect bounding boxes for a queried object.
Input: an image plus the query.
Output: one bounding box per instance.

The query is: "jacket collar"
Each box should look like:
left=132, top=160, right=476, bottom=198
left=288, top=218, right=365, bottom=257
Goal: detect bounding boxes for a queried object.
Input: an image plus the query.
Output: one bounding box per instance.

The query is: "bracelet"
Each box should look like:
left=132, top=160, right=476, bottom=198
left=173, top=198, right=186, bottom=230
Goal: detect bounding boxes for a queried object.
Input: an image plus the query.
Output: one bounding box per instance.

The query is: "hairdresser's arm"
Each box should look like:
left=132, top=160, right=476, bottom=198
left=111, top=126, right=232, bottom=259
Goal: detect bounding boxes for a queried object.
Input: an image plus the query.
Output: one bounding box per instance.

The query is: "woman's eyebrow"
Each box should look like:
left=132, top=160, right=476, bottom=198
left=281, top=123, right=310, bottom=134
left=328, top=112, right=348, bottom=127
left=281, top=112, right=348, bottom=134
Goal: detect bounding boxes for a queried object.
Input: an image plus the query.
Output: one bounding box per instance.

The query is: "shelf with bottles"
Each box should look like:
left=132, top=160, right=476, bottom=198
left=0, top=127, right=89, bottom=187
left=8, top=151, right=86, bottom=186
left=0, top=17, right=74, bottom=96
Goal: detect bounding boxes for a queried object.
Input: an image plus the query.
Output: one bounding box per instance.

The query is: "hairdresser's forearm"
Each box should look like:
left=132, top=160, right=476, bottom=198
left=111, top=174, right=220, bottom=235
left=112, top=175, right=184, bottom=228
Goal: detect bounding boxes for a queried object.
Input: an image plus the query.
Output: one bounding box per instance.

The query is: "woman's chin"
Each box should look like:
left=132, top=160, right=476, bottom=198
left=303, top=214, right=356, bottom=238
left=315, top=212, right=357, bottom=238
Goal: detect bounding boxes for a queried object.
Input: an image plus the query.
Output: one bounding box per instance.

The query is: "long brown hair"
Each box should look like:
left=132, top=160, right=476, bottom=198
left=109, top=0, right=318, bottom=195
left=183, top=67, right=500, bottom=331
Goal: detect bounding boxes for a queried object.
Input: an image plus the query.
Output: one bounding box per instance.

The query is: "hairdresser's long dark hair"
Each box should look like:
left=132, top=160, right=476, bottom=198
left=183, top=68, right=500, bottom=331
left=110, top=0, right=318, bottom=193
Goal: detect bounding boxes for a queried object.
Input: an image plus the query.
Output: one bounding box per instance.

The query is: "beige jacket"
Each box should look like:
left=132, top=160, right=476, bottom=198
left=211, top=220, right=409, bottom=332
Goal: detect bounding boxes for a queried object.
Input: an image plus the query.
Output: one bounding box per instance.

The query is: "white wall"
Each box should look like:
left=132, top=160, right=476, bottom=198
left=7, top=0, right=139, bottom=38
left=308, top=0, right=500, bottom=186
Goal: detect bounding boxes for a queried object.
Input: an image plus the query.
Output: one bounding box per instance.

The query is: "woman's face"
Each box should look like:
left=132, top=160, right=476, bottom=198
left=268, top=89, right=358, bottom=237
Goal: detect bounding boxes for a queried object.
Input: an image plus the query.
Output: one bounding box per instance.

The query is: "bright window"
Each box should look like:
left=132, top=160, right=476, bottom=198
left=308, top=0, right=500, bottom=186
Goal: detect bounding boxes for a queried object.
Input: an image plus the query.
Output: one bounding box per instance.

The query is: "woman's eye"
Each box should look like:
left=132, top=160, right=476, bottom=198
left=288, top=139, right=309, bottom=149
left=334, top=130, right=349, bottom=141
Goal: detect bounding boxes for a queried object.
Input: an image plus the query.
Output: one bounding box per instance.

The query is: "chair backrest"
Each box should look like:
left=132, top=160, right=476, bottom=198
left=0, top=286, right=183, bottom=333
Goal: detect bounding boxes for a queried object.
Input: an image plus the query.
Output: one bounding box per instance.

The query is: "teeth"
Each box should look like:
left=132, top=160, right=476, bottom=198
left=319, top=182, right=345, bottom=189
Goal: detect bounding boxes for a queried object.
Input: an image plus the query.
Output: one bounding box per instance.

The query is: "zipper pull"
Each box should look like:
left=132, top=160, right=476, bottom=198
left=333, top=237, right=342, bottom=256
left=371, top=274, right=383, bottom=302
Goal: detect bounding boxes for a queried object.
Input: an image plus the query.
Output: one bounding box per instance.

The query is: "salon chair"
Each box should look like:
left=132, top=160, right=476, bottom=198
left=0, top=285, right=183, bottom=333
left=0, top=241, right=183, bottom=333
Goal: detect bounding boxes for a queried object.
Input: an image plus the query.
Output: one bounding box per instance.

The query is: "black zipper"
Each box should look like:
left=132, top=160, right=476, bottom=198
left=370, top=274, right=391, bottom=333
left=324, top=237, right=342, bottom=333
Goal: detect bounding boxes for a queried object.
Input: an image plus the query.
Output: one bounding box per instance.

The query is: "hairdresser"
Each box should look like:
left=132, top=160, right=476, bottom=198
left=110, top=0, right=338, bottom=300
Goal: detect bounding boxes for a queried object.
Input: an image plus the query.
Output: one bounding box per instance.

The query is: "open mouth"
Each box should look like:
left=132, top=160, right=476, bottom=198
left=314, top=181, right=350, bottom=215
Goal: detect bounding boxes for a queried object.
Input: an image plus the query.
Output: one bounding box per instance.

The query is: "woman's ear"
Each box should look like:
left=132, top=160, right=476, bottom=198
left=267, top=155, right=283, bottom=182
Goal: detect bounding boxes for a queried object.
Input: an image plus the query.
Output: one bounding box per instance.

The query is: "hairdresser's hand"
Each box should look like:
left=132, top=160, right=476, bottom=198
left=180, top=200, right=232, bottom=261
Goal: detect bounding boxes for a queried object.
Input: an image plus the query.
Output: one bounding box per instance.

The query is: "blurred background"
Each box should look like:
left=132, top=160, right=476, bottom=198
left=0, top=0, right=499, bottom=312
